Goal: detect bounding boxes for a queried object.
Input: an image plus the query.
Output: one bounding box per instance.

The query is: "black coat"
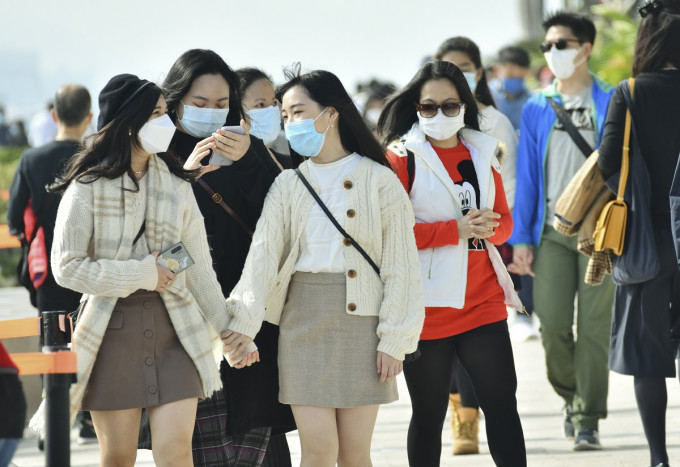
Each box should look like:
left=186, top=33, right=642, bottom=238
left=170, top=130, right=295, bottom=435
left=7, top=140, right=82, bottom=312
left=598, top=70, right=680, bottom=377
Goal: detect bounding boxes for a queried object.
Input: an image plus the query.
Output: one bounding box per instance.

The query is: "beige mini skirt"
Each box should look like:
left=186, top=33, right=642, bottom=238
left=278, top=272, right=398, bottom=408
left=82, top=290, right=202, bottom=411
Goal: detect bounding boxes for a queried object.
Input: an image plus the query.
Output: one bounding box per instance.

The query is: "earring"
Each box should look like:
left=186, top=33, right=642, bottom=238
left=128, top=129, right=132, bottom=136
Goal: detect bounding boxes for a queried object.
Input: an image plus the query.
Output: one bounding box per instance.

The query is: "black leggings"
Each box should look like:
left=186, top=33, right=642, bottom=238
left=450, top=357, right=479, bottom=408
left=404, top=321, right=526, bottom=467
left=634, top=376, right=668, bottom=466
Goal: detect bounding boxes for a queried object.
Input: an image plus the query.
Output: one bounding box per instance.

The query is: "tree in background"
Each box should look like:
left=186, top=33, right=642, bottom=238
left=590, top=2, right=639, bottom=84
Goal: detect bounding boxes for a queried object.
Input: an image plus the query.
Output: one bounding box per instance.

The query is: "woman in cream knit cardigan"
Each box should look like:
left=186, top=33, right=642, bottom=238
left=227, top=69, right=424, bottom=467
left=43, top=74, right=256, bottom=467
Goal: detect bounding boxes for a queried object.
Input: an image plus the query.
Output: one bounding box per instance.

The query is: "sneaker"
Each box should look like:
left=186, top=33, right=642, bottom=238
left=573, top=429, right=602, bottom=451
left=563, top=405, right=574, bottom=440
left=77, top=420, right=98, bottom=445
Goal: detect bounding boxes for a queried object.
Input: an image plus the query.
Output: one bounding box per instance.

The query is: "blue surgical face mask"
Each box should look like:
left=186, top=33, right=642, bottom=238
left=248, top=106, right=282, bottom=145
left=501, top=77, right=525, bottom=95
left=178, top=101, right=229, bottom=138
left=284, top=108, right=330, bottom=157
left=463, top=72, right=478, bottom=94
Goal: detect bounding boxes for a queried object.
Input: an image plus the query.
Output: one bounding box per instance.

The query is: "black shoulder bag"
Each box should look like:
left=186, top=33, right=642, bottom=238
left=295, top=168, right=420, bottom=363
left=547, top=97, right=594, bottom=158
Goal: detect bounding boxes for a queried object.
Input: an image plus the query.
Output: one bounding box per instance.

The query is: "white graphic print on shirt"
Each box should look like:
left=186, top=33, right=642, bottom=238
left=453, top=159, right=485, bottom=251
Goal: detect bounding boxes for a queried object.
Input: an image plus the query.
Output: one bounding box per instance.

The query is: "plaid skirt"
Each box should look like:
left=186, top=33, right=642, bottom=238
left=138, top=390, right=272, bottom=467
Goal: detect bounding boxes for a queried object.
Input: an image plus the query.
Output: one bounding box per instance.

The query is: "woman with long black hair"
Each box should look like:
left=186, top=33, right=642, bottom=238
left=45, top=74, right=255, bottom=467
left=227, top=67, right=424, bottom=467
left=162, top=49, right=293, bottom=466
left=378, top=60, right=525, bottom=466
left=434, top=36, right=523, bottom=457
left=597, top=2, right=680, bottom=466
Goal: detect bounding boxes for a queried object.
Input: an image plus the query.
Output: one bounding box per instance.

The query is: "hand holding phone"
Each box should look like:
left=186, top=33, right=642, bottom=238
left=209, top=121, right=251, bottom=165
left=156, top=242, right=194, bottom=274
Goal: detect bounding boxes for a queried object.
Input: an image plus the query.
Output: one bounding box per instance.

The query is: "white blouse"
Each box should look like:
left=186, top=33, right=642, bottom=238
left=294, top=153, right=361, bottom=273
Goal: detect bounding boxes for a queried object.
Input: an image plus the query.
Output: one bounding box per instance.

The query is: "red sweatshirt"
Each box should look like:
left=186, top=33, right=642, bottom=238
left=387, top=143, right=511, bottom=339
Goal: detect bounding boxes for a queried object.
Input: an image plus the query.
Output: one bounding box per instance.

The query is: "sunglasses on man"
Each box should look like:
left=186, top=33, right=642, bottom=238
left=539, top=38, right=582, bottom=53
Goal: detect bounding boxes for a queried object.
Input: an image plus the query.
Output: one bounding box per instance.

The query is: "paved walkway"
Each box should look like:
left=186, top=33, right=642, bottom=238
left=4, top=286, right=680, bottom=466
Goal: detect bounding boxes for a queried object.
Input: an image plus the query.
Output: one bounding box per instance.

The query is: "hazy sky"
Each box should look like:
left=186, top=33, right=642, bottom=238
left=1, top=0, right=531, bottom=121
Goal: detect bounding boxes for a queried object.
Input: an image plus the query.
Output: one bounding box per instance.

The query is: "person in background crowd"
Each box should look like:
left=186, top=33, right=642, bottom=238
left=597, top=2, right=680, bottom=466
left=435, top=36, right=520, bottom=456
left=0, top=106, right=9, bottom=146
left=379, top=59, right=526, bottom=467
left=236, top=67, right=292, bottom=170
left=8, top=121, right=28, bottom=147
left=489, top=44, right=538, bottom=343
left=490, top=46, right=534, bottom=131
left=45, top=73, right=257, bottom=467
left=7, top=84, right=96, bottom=445
left=0, top=341, right=26, bottom=467
left=28, top=102, right=58, bottom=147
left=228, top=67, right=424, bottom=467
left=509, top=11, right=615, bottom=450
left=355, top=79, right=397, bottom=135
left=162, top=49, right=288, bottom=466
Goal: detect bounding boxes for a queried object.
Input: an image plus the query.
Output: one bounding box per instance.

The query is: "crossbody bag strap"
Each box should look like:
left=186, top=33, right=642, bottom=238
left=196, top=178, right=254, bottom=237
left=616, top=78, right=635, bottom=202
left=547, top=97, right=594, bottom=158
left=294, top=168, right=380, bottom=276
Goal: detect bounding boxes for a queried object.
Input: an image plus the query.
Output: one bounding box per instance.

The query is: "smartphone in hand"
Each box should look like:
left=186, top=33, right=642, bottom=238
left=209, top=126, right=246, bottom=166
left=157, top=242, right=194, bottom=274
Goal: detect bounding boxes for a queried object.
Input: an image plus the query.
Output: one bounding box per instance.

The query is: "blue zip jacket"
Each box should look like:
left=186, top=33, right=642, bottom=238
left=509, top=75, right=614, bottom=247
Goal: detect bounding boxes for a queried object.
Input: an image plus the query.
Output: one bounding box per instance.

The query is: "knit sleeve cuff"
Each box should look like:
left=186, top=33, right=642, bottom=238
left=377, top=338, right=409, bottom=361
left=226, top=316, right=262, bottom=340
left=139, top=255, right=159, bottom=291
left=232, top=146, right=260, bottom=172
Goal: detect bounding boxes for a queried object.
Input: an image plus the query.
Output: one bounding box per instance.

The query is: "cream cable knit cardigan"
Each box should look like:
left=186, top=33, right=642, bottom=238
left=31, top=154, right=241, bottom=432
left=228, top=156, right=425, bottom=360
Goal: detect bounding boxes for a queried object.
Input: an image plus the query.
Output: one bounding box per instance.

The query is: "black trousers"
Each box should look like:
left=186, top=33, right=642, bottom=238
left=404, top=320, right=526, bottom=467
left=0, top=372, right=27, bottom=438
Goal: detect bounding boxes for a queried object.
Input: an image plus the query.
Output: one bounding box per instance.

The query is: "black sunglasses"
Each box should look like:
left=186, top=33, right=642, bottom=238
left=416, top=102, right=464, bottom=118
left=639, top=0, right=663, bottom=17
left=539, top=38, right=582, bottom=53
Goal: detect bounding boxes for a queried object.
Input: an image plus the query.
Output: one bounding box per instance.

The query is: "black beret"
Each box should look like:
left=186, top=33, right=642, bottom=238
left=97, top=74, right=153, bottom=130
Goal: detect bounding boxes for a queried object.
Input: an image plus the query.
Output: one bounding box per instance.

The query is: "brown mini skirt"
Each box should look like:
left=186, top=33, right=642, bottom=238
left=81, top=290, right=202, bottom=411
left=278, top=272, right=398, bottom=408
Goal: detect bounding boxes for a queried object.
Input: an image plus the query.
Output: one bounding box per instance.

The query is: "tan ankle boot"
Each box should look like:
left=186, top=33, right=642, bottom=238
left=449, top=393, right=480, bottom=455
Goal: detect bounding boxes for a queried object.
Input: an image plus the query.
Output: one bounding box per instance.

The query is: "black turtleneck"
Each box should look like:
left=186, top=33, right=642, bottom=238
left=169, top=130, right=290, bottom=295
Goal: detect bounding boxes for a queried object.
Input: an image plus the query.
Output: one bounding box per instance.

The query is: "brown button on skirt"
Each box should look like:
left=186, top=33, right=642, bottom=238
left=81, top=290, right=202, bottom=411
left=278, top=272, right=398, bottom=408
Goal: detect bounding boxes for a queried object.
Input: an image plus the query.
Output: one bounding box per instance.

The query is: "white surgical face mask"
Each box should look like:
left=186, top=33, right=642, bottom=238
left=365, top=108, right=382, bottom=125
left=463, top=72, right=478, bottom=94
left=138, top=114, right=176, bottom=154
left=248, top=106, right=282, bottom=145
left=544, top=47, right=586, bottom=80
left=178, top=101, right=229, bottom=138
left=417, top=106, right=466, bottom=141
